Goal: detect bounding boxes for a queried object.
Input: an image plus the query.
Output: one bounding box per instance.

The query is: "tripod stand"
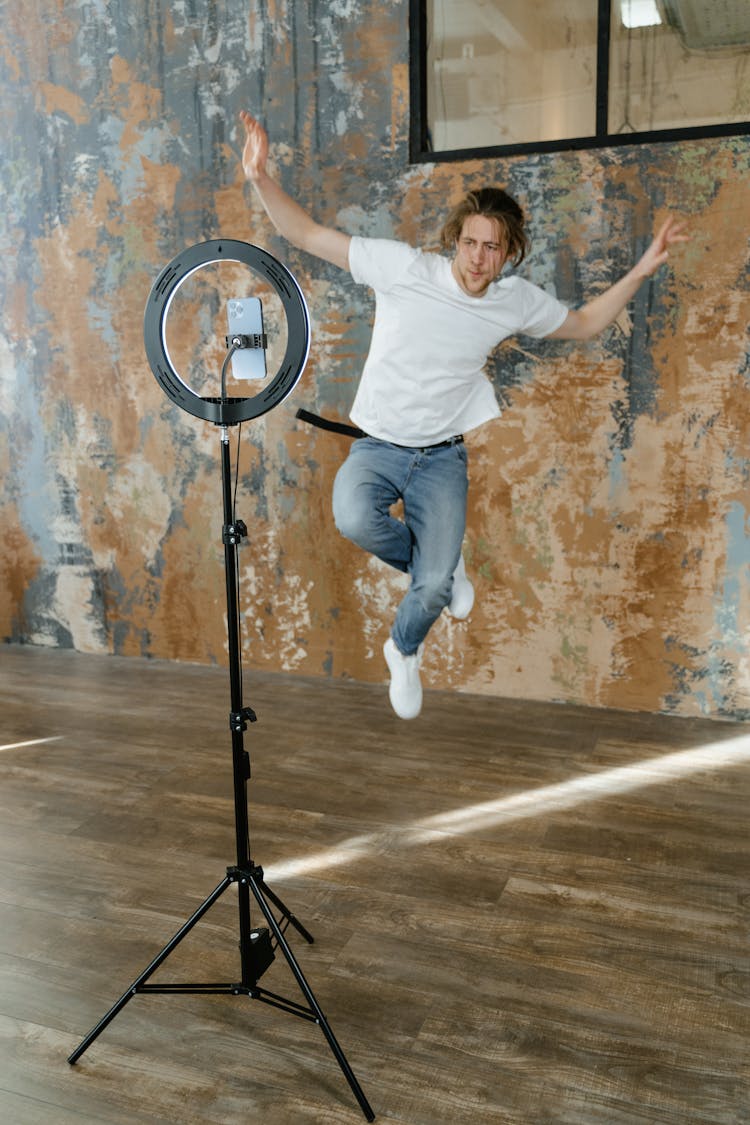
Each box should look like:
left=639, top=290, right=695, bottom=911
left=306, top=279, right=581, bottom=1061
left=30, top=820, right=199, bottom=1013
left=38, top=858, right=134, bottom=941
left=68, top=422, right=375, bottom=1123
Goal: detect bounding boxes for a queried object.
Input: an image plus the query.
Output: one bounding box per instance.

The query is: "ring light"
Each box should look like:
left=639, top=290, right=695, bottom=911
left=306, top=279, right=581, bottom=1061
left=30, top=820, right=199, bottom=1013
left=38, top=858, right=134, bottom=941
left=143, top=239, right=310, bottom=425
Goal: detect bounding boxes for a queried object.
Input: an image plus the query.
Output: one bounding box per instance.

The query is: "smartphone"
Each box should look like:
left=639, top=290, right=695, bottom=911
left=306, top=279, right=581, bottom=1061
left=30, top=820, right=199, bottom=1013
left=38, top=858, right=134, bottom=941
left=226, top=297, right=267, bottom=380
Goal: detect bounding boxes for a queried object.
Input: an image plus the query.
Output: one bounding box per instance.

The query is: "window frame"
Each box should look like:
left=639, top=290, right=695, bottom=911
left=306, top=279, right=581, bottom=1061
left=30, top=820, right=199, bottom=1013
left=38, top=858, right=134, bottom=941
left=408, top=0, right=750, bottom=163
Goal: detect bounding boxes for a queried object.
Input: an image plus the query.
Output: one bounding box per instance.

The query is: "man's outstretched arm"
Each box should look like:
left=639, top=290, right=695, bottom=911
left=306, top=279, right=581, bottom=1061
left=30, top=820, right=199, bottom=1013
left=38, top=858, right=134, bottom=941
left=549, top=216, right=690, bottom=341
left=240, top=111, right=352, bottom=271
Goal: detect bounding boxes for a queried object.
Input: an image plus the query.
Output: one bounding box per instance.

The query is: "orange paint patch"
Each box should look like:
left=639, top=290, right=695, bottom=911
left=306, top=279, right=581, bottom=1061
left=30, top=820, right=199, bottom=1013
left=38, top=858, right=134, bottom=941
left=35, top=81, right=88, bottom=124
left=0, top=509, right=42, bottom=639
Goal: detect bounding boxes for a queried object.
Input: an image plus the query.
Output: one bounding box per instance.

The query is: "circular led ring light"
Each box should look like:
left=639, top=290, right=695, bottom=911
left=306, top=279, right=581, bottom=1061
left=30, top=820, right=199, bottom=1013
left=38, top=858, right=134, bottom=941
left=144, top=239, right=311, bottom=425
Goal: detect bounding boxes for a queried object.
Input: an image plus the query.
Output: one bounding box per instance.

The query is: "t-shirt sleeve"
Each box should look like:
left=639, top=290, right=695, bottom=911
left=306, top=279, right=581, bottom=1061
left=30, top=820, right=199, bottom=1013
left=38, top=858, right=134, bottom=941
left=349, top=236, right=420, bottom=292
left=511, top=277, right=569, bottom=338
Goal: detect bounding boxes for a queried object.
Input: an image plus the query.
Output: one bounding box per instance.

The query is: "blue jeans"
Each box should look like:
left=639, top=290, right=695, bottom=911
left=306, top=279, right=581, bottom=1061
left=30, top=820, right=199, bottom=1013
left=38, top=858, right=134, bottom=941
left=332, top=437, right=468, bottom=655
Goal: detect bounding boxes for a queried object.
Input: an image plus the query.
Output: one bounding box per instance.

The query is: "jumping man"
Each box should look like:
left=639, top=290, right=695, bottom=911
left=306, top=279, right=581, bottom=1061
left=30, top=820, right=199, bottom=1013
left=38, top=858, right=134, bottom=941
left=239, top=110, right=689, bottom=719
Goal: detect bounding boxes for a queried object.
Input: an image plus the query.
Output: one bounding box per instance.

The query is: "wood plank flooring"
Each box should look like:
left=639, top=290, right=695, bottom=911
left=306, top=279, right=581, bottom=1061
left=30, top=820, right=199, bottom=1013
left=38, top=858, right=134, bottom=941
left=0, top=642, right=748, bottom=1124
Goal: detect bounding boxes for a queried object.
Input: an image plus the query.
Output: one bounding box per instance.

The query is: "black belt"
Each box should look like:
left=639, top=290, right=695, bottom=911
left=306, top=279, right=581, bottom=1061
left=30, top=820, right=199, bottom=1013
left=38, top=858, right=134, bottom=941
left=407, top=435, right=464, bottom=452
left=296, top=409, right=463, bottom=451
left=296, top=409, right=365, bottom=438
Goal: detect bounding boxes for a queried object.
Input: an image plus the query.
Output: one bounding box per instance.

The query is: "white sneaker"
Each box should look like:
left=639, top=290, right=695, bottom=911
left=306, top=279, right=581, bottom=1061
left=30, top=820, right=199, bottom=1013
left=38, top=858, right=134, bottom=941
left=447, top=554, right=474, bottom=619
left=383, top=637, right=423, bottom=720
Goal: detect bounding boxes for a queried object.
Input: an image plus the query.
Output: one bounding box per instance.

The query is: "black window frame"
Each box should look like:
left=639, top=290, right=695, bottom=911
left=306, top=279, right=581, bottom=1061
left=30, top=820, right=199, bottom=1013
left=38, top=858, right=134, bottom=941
left=409, top=0, right=750, bottom=163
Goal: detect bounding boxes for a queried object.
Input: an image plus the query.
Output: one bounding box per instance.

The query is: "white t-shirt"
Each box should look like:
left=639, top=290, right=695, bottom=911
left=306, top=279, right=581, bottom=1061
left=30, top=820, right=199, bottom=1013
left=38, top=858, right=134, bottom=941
left=347, top=236, right=569, bottom=446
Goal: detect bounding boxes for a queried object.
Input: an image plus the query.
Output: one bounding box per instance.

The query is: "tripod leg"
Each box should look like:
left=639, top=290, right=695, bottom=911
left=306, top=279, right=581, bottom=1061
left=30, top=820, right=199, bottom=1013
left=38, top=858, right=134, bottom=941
left=256, top=875, right=315, bottom=944
left=68, top=876, right=232, bottom=1064
left=246, top=874, right=375, bottom=1123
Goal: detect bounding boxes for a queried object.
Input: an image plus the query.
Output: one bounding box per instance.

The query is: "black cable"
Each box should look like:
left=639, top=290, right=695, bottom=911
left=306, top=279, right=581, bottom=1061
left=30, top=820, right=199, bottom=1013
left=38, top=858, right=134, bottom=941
left=233, top=422, right=242, bottom=522
left=232, top=424, right=244, bottom=685
left=221, top=343, right=238, bottom=400
left=230, top=424, right=251, bottom=859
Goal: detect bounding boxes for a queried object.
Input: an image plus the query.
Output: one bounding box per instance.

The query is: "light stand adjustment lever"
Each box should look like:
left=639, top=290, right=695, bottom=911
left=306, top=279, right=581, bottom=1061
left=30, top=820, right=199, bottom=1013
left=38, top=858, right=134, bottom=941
left=230, top=707, right=257, bottom=733
left=223, top=519, right=248, bottom=546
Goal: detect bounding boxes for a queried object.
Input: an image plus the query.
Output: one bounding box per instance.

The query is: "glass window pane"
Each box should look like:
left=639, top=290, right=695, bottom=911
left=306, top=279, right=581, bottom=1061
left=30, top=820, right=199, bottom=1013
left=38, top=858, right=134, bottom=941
left=426, top=0, right=599, bottom=152
left=608, top=0, right=750, bottom=134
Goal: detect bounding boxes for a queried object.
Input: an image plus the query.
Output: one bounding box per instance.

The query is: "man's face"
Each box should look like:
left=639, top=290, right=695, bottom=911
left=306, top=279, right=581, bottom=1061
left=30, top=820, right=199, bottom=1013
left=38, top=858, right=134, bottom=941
left=451, top=214, right=507, bottom=297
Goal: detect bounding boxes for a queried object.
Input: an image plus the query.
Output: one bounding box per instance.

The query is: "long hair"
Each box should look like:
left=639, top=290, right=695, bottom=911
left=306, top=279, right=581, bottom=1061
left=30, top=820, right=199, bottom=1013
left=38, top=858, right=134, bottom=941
left=440, top=187, right=529, bottom=267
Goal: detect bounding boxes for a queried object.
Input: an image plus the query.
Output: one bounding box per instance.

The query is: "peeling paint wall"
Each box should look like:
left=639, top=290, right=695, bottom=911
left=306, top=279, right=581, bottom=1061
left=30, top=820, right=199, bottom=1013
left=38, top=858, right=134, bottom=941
left=1, top=1, right=749, bottom=718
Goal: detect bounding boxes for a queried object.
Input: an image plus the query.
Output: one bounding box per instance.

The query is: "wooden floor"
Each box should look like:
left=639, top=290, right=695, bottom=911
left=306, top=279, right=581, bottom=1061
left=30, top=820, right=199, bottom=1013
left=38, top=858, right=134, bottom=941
left=0, top=642, right=748, bottom=1124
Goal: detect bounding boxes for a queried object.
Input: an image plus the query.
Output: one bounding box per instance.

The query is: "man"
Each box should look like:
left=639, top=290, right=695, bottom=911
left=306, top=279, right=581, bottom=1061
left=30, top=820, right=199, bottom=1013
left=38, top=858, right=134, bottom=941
left=239, top=110, right=688, bottom=720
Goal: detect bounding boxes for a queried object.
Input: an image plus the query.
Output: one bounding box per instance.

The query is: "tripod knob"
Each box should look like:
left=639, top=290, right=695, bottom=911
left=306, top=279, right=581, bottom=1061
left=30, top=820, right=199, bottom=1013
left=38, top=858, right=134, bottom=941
left=223, top=520, right=248, bottom=546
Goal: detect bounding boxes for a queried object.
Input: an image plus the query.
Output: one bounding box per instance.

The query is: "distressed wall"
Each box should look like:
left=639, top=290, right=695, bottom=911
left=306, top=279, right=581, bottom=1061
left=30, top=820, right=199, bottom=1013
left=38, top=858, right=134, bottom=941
left=1, top=1, right=749, bottom=718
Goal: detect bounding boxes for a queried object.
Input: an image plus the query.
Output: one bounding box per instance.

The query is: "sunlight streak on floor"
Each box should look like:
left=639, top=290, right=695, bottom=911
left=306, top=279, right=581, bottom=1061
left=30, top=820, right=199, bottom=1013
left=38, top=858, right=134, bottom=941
left=263, top=733, right=750, bottom=883
left=0, top=736, right=64, bottom=753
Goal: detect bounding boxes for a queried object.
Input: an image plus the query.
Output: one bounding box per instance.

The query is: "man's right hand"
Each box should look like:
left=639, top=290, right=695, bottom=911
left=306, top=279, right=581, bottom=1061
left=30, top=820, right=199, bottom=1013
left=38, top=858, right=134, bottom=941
left=238, top=109, right=352, bottom=272
left=240, top=110, right=268, bottom=182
